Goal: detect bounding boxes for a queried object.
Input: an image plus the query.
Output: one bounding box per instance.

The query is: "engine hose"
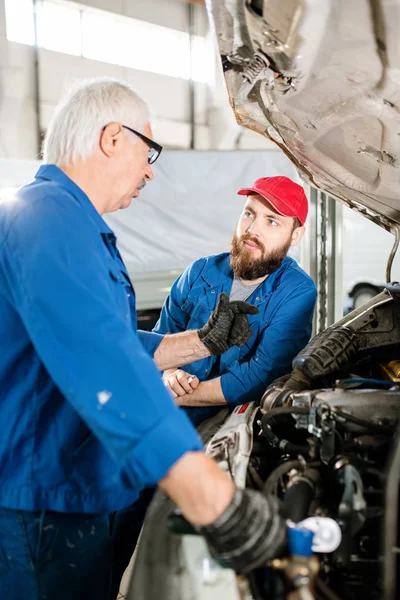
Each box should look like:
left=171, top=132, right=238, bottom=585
left=290, top=326, right=359, bottom=386
left=279, top=440, right=310, bottom=457
left=261, top=406, right=310, bottom=430
left=263, top=460, right=303, bottom=497
left=283, top=469, right=318, bottom=523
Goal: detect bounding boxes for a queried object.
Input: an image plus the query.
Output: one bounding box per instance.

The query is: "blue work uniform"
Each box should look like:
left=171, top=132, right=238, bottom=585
left=154, top=253, right=317, bottom=424
left=0, top=165, right=202, bottom=599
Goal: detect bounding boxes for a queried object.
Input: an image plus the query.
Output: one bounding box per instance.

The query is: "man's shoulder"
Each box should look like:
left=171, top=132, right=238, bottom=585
left=21, top=177, right=82, bottom=217
left=185, top=252, right=231, bottom=282
left=1, top=178, right=87, bottom=242
left=191, top=252, right=230, bottom=269
left=282, top=257, right=316, bottom=291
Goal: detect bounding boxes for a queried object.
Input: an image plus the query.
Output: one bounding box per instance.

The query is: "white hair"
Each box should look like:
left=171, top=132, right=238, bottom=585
left=42, top=77, right=152, bottom=166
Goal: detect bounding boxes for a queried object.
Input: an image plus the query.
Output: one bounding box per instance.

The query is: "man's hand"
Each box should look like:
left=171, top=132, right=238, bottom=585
left=197, top=488, right=286, bottom=574
left=163, top=368, right=200, bottom=399
left=160, top=453, right=286, bottom=574
left=198, top=293, right=259, bottom=355
left=153, top=295, right=258, bottom=371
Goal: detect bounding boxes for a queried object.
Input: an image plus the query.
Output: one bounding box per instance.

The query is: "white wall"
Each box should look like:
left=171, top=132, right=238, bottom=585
left=0, top=0, right=276, bottom=159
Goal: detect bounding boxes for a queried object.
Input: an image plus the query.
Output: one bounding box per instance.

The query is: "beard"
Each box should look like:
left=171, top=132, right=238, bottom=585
left=230, top=231, right=291, bottom=280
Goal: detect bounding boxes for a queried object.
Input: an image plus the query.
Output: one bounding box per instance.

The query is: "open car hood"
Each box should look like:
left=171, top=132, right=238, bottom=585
left=206, top=0, right=400, bottom=232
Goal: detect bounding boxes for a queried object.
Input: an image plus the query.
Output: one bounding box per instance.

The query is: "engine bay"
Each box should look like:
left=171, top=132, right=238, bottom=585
left=240, top=285, right=400, bottom=599
left=127, top=287, right=400, bottom=600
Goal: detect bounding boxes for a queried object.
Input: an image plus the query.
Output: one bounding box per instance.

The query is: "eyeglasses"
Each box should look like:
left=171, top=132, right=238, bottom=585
left=122, top=125, right=163, bottom=164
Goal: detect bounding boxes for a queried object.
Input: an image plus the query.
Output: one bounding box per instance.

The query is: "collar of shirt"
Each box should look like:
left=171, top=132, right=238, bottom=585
left=200, top=253, right=294, bottom=301
left=35, top=164, right=114, bottom=237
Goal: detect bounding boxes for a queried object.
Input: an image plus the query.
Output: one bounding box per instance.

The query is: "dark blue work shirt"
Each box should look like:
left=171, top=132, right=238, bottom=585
left=0, top=165, right=202, bottom=514
left=154, top=253, right=317, bottom=423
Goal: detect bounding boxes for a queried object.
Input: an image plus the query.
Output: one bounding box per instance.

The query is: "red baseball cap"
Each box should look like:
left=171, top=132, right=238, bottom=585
left=237, top=176, right=308, bottom=225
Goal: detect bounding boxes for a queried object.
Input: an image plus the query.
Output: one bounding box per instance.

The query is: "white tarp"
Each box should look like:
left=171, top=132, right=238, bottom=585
left=105, top=150, right=299, bottom=275
left=0, top=152, right=301, bottom=309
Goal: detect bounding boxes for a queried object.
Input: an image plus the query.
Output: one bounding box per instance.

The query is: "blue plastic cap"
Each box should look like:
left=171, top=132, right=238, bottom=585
left=287, top=525, right=314, bottom=557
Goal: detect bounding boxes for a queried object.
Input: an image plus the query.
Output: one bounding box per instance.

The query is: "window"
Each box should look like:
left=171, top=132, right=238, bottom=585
left=192, top=35, right=215, bottom=84
left=37, top=2, right=82, bottom=56
left=117, top=21, right=190, bottom=80
left=81, top=10, right=120, bottom=65
left=4, top=0, right=214, bottom=84
left=5, top=0, right=35, bottom=46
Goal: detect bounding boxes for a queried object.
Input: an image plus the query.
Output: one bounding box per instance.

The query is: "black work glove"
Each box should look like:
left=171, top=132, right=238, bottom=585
left=228, top=304, right=254, bottom=346
left=196, top=488, right=286, bottom=574
left=198, top=293, right=259, bottom=355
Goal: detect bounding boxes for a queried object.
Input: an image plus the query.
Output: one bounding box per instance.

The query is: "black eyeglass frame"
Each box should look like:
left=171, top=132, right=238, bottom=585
left=122, top=125, right=163, bottom=164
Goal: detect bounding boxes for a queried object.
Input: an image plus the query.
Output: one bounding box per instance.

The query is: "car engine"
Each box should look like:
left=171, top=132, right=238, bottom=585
left=245, top=285, right=400, bottom=600
left=127, top=287, right=400, bottom=600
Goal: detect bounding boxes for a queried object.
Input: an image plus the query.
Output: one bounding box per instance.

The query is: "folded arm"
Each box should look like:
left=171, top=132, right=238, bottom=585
left=165, top=285, right=317, bottom=407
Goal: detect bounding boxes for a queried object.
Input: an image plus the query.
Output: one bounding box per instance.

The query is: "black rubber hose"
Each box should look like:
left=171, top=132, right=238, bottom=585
left=261, top=406, right=310, bottom=429
left=279, top=439, right=310, bottom=457
left=283, top=470, right=318, bottom=523
left=284, top=479, right=314, bottom=523
left=263, top=460, right=303, bottom=497
left=291, top=326, right=358, bottom=383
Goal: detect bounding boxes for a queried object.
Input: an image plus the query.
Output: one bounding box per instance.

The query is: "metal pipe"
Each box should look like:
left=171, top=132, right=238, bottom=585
left=188, top=3, right=196, bottom=149
left=318, top=191, right=328, bottom=332
left=386, top=225, right=400, bottom=283
left=32, top=0, right=42, bottom=158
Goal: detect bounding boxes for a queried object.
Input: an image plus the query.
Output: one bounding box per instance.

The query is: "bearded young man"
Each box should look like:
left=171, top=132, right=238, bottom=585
left=156, top=176, right=317, bottom=424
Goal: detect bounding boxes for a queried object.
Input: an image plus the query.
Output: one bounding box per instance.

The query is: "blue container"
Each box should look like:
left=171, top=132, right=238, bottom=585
left=288, top=525, right=314, bottom=557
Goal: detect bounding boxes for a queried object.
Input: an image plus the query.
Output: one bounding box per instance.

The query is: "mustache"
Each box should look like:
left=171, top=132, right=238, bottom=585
left=240, top=233, right=265, bottom=253
left=230, top=231, right=290, bottom=280
left=138, top=179, right=146, bottom=191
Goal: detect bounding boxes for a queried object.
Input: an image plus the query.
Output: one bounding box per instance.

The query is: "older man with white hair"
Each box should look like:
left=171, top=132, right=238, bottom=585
left=0, top=78, right=286, bottom=599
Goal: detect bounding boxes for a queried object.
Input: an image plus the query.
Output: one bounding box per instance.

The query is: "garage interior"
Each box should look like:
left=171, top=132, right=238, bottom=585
left=0, top=1, right=399, bottom=599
